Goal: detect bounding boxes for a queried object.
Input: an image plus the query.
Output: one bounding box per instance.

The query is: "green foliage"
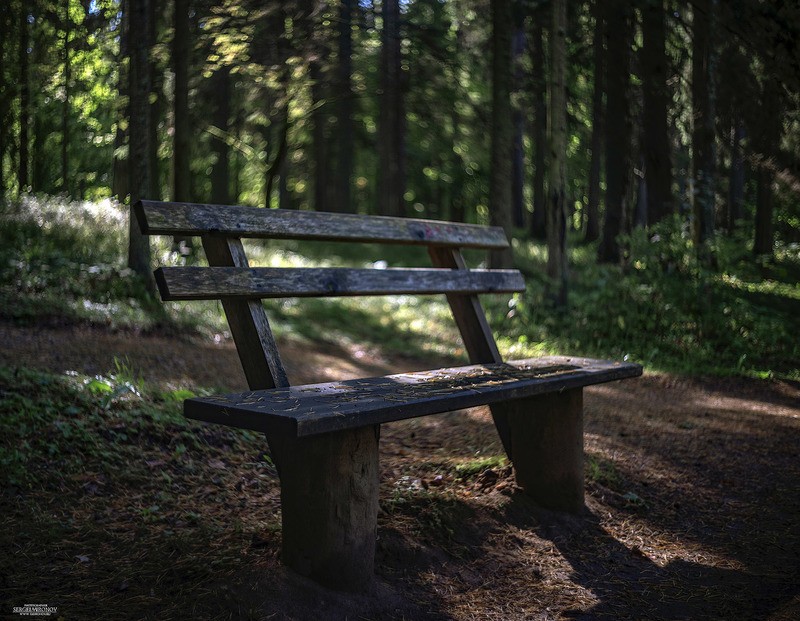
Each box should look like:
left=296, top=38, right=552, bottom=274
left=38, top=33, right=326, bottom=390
left=496, top=218, right=800, bottom=380
left=585, top=454, right=622, bottom=490
left=453, top=455, right=507, bottom=479
left=0, top=361, right=217, bottom=489
left=0, top=195, right=207, bottom=330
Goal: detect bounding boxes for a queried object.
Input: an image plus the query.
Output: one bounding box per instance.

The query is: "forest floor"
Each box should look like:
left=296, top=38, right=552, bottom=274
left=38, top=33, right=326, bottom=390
left=2, top=319, right=800, bottom=620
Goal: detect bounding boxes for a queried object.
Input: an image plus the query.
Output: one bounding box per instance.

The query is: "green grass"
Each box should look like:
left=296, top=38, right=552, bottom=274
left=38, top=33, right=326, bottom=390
left=1, top=195, right=798, bottom=380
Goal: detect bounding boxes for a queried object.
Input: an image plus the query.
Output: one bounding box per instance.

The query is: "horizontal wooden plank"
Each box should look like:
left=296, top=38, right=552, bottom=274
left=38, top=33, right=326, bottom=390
left=184, top=356, right=643, bottom=437
left=134, top=200, right=510, bottom=249
left=154, top=266, right=526, bottom=301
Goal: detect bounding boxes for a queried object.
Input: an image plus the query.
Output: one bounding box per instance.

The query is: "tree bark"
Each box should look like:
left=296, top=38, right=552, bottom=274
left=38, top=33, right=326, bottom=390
left=310, top=57, right=330, bottom=212
left=547, top=0, right=568, bottom=305
left=62, top=0, right=71, bottom=195
left=128, top=0, right=154, bottom=291
left=511, top=22, right=526, bottom=229
left=18, top=4, right=30, bottom=192
left=172, top=0, right=190, bottom=204
left=489, top=0, right=514, bottom=268
left=0, top=7, right=7, bottom=195
left=112, top=0, right=129, bottom=202
left=529, top=10, right=547, bottom=240
left=691, top=0, right=717, bottom=250
left=584, top=0, right=604, bottom=243
left=641, top=0, right=672, bottom=225
left=378, top=0, right=405, bottom=217
left=449, top=26, right=466, bottom=223
left=210, top=66, right=231, bottom=205
left=727, top=120, right=745, bottom=233
left=335, top=0, right=354, bottom=213
left=148, top=0, right=161, bottom=200
left=598, top=0, right=632, bottom=264
left=753, top=81, right=781, bottom=257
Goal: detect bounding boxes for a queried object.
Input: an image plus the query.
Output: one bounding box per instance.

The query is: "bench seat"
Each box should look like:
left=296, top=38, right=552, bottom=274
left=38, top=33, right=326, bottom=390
left=185, top=356, right=641, bottom=437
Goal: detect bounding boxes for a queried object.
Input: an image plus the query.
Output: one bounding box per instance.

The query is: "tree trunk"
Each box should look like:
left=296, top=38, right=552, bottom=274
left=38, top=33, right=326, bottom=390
left=529, top=11, right=547, bottom=240
left=62, top=0, right=71, bottom=195
left=148, top=0, right=161, bottom=200
left=210, top=66, right=231, bottom=205
left=547, top=0, right=568, bottom=305
left=489, top=0, right=514, bottom=268
left=378, top=0, right=404, bottom=217
left=691, top=0, right=717, bottom=249
left=511, top=23, right=526, bottom=229
left=310, top=58, right=330, bottom=212
left=18, top=4, right=30, bottom=192
left=598, top=0, right=632, bottom=264
left=634, top=154, right=648, bottom=228
left=727, top=120, right=745, bottom=233
left=449, top=27, right=465, bottom=223
left=0, top=8, right=6, bottom=196
left=584, top=0, right=604, bottom=243
left=335, top=0, right=354, bottom=213
left=265, top=112, right=288, bottom=208
left=112, top=0, right=129, bottom=202
left=172, top=0, right=190, bottom=204
left=641, top=0, right=672, bottom=225
left=279, top=155, right=290, bottom=209
left=128, top=0, right=154, bottom=291
left=753, top=81, right=781, bottom=257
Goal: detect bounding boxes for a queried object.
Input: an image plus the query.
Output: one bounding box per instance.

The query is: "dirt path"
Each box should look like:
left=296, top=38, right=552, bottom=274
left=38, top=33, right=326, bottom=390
left=2, top=320, right=799, bottom=620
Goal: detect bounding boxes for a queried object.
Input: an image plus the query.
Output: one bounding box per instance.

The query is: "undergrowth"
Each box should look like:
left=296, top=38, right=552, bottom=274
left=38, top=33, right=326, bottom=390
left=1, top=195, right=797, bottom=379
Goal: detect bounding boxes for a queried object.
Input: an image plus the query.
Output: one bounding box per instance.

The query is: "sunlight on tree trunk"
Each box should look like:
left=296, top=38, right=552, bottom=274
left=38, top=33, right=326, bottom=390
left=585, top=0, right=604, bottom=244
left=127, top=0, right=154, bottom=293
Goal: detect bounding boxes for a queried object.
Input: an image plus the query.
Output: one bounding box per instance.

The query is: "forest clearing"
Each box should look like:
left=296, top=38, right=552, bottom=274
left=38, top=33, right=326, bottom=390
left=2, top=0, right=800, bottom=618
left=1, top=197, right=799, bottom=619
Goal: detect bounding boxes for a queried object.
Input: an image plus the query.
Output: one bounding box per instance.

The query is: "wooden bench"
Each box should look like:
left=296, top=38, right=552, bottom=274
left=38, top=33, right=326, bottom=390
left=135, top=200, right=641, bottom=591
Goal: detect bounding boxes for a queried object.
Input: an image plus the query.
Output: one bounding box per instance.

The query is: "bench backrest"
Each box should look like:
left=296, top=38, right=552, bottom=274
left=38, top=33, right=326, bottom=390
left=135, top=200, right=525, bottom=391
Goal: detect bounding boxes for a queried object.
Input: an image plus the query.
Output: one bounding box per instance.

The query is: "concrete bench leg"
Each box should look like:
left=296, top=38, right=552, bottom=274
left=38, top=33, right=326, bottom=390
left=499, top=388, right=584, bottom=513
left=269, top=425, right=380, bottom=591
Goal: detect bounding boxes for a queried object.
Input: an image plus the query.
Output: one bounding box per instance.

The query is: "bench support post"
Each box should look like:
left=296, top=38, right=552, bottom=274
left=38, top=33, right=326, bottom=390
left=501, top=388, right=584, bottom=512
left=269, top=425, right=381, bottom=592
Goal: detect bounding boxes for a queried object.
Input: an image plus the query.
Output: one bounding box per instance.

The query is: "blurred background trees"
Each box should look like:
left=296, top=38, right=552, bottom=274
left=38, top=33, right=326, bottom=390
left=1, top=0, right=799, bottom=295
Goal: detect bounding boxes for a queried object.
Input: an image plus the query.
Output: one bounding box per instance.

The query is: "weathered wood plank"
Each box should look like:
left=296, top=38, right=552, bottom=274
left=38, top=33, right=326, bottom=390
left=184, top=356, right=642, bottom=437
left=428, top=247, right=504, bottom=363
left=272, top=426, right=380, bottom=591
left=135, top=200, right=511, bottom=249
left=501, top=389, right=584, bottom=512
left=428, top=246, right=512, bottom=455
left=201, top=236, right=289, bottom=390
left=154, top=266, right=526, bottom=301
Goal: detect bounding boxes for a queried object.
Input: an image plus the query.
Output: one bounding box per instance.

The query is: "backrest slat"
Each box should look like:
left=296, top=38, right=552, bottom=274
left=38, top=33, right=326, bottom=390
left=201, top=235, right=290, bottom=390
left=135, top=200, right=510, bottom=249
left=154, top=267, right=526, bottom=301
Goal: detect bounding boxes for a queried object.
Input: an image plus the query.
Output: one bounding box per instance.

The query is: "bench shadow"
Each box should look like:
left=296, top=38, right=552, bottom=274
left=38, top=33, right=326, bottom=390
left=501, top=495, right=756, bottom=620
left=380, top=375, right=800, bottom=619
